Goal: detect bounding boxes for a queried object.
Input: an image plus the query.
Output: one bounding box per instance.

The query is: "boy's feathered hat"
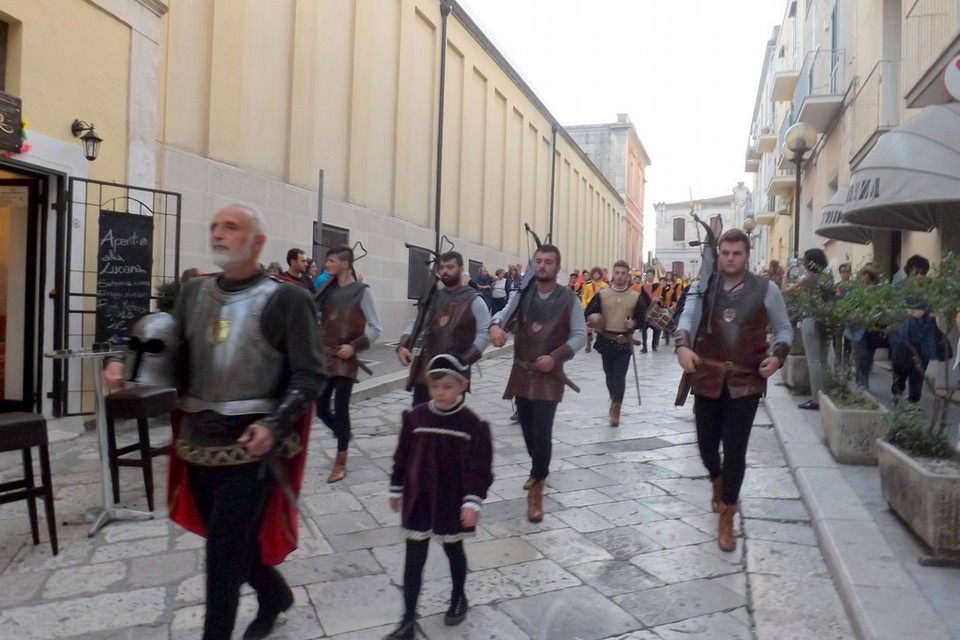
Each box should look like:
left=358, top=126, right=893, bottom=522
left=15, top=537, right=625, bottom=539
left=426, top=353, right=469, bottom=381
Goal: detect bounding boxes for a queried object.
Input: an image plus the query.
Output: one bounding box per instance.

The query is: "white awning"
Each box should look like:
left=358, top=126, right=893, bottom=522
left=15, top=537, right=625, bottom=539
left=815, top=186, right=872, bottom=244
left=842, top=103, right=960, bottom=231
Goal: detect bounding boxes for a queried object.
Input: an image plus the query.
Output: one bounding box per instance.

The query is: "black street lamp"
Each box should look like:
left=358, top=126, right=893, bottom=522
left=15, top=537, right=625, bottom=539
left=783, top=121, right=818, bottom=258
left=71, top=119, right=103, bottom=161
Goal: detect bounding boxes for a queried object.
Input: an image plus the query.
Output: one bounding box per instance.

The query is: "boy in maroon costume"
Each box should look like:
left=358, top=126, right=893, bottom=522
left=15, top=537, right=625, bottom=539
left=385, top=354, right=494, bottom=639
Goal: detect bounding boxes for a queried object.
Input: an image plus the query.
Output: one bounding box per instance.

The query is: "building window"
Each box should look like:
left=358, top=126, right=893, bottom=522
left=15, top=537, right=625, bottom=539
left=468, top=259, right=482, bottom=282
left=672, top=218, right=685, bottom=242
left=672, top=261, right=685, bottom=278
left=407, top=245, right=433, bottom=300
left=312, top=222, right=349, bottom=263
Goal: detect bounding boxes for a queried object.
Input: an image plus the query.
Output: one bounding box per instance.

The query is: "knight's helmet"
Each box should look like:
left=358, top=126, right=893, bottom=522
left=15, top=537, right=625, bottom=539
left=124, top=311, right=179, bottom=387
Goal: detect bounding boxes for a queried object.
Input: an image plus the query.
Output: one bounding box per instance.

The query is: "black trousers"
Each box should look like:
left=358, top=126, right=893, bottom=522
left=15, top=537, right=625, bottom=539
left=318, top=375, right=354, bottom=451
left=693, top=390, right=761, bottom=505
left=188, top=462, right=288, bottom=640
left=516, top=397, right=559, bottom=480
left=412, top=382, right=430, bottom=408
left=891, top=343, right=928, bottom=403
left=641, top=324, right=661, bottom=350
left=402, top=539, right=467, bottom=618
left=600, top=348, right=632, bottom=403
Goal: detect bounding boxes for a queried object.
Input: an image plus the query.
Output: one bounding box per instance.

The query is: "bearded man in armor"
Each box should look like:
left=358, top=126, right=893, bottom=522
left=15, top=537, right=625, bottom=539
left=315, top=244, right=381, bottom=483
left=489, top=244, right=586, bottom=522
left=674, top=228, right=792, bottom=553
left=396, top=251, right=490, bottom=407
left=584, top=260, right=647, bottom=426
left=105, top=203, right=324, bottom=640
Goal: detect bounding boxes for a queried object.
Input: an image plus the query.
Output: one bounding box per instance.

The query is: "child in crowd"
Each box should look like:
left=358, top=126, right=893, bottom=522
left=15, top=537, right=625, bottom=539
left=385, top=354, right=494, bottom=639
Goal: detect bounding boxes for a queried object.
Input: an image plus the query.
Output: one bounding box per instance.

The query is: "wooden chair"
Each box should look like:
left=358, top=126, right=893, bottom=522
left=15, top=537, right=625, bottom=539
left=105, top=386, right=178, bottom=512
left=0, top=412, right=58, bottom=555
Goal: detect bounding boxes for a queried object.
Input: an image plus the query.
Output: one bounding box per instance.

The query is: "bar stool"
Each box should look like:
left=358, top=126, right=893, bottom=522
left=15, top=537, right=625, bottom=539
left=105, top=386, right=178, bottom=512
left=0, top=412, right=58, bottom=555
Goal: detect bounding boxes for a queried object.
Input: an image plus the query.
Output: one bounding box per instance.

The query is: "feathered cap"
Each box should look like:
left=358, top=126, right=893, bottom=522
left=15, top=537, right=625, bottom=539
left=426, top=353, right=469, bottom=381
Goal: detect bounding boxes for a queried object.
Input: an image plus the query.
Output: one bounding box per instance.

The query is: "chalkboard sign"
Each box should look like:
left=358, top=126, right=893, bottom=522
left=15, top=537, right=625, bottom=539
left=95, top=211, right=153, bottom=344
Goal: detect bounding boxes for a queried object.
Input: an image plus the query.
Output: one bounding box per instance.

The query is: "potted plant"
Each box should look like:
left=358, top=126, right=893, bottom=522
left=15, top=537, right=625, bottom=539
left=818, top=368, right=887, bottom=464
left=781, top=292, right=809, bottom=392
left=877, top=403, right=960, bottom=557
left=155, top=279, right=181, bottom=313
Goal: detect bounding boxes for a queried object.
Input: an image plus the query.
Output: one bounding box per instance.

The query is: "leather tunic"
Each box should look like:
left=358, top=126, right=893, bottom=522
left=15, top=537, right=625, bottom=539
left=319, top=281, right=369, bottom=378
left=504, top=287, right=575, bottom=402
left=180, top=276, right=284, bottom=414
left=598, top=287, right=641, bottom=333
left=410, top=286, right=479, bottom=385
left=692, top=272, right=770, bottom=399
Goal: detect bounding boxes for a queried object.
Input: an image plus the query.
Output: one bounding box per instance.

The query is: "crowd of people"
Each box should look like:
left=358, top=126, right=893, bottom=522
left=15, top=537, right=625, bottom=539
left=111, top=204, right=953, bottom=640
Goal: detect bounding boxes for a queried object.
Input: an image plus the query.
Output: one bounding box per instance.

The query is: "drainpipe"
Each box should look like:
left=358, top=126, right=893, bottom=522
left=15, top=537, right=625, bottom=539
left=548, top=124, right=558, bottom=241
left=434, top=1, right=453, bottom=255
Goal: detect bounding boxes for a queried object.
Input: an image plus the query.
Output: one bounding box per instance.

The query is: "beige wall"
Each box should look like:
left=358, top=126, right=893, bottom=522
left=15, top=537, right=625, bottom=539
left=161, top=0, right=622, bottom=337
left=0, top=0, right=130, bottom=183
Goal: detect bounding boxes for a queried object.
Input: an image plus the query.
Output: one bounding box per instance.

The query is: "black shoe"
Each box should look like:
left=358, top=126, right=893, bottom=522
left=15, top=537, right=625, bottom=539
left=385, top=616, right=417, bottom=639
left=640, top=347, right=648, bottom=354
left=797, top=400, right=820, bottom=411
left=444, top=595, right=468, bottom=626
left=652, top=345, right=657, bottom=351
left=243, top=586, right=294, bottom=640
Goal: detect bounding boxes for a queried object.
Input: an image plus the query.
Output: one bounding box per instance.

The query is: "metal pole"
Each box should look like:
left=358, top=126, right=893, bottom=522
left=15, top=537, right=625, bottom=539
left=793, top=155, right=802, bottom=258
left=434, top=1, right=452, bottom=256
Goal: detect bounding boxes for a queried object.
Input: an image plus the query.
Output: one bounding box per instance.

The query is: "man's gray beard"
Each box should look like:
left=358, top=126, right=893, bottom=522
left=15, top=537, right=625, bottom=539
left=211, top=241, right=254, bottom=271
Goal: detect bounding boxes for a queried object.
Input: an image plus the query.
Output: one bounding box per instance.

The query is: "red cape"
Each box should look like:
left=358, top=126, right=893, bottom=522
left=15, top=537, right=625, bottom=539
left=167, top=409, right=312, bottom=566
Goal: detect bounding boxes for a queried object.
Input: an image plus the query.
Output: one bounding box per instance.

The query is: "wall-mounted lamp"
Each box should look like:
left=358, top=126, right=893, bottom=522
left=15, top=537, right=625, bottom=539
left=71, top=119, right=103, bottom=161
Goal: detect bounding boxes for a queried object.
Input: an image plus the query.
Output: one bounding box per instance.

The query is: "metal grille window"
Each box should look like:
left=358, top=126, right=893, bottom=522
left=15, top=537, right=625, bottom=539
left=672, top=261, right=685, bottom=278
left=312, top=222, right=349, bottom=263
left=407, top=245, right=432, bottom=300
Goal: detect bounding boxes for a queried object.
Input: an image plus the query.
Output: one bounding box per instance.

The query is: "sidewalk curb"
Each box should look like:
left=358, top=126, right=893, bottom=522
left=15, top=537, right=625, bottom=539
left=765, top=385, right=952, bottom=640
left=351, top=343, right=515, bottom=404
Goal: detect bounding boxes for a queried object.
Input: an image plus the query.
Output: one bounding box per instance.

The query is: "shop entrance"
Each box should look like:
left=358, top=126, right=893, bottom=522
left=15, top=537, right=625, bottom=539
left=0, top=173, right=45, bottom=412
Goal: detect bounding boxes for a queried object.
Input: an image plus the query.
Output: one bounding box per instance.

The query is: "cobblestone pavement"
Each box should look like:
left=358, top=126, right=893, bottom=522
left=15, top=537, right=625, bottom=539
left=0, top=349, right=856, bottom=639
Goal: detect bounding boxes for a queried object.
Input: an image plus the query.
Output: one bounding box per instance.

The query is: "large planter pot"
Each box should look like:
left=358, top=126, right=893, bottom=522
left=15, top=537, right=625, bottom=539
left=877, top=439, right=960, bottom=558
left=782, top=355, right=809, bottom=392
left=819, top=391, right=887, bottom=465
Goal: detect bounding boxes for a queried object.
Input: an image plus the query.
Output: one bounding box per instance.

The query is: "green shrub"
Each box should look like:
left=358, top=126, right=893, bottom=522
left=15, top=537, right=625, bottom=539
left=884, top=403, right=956, bottom=459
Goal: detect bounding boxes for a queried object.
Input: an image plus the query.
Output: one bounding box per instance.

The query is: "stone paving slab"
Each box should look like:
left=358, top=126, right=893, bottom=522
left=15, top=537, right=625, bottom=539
left=0, top=350, right=861, bottom=639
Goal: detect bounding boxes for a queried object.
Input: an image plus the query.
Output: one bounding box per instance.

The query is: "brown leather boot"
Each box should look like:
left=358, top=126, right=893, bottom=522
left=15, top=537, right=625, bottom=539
left=710, top=477, right=722, bottom=513
left=327, top=451, right=348, bottom=484
left=527, top=479, right=544, bottom=523
left=523, top=476, right=533, bottom=490
left=717, top=502, right=737, bottom=552
left=609, top=402, right=621, bottom=427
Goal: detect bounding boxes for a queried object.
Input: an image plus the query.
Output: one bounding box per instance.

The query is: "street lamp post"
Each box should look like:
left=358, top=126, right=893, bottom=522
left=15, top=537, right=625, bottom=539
left=783, top=122, right=818, bottom=258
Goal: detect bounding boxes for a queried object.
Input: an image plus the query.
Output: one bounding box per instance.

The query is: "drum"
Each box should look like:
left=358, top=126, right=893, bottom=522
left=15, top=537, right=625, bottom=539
left=645, top=305, right=675, bottom=333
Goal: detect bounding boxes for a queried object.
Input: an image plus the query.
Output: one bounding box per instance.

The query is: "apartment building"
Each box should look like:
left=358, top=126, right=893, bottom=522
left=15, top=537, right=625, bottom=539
left=745, top=0, right=960, bottom=276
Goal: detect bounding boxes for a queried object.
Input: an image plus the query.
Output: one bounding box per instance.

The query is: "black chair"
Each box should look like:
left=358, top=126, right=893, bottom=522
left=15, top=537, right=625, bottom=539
left=0, top=412, right=58, bottom=555
left=105, top=386, right=178, bottom=512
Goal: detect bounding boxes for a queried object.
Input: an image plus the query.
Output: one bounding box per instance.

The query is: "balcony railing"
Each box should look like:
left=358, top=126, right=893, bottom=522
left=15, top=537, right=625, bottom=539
left=903, top=0, right=959, bottom=93
left=792, top=49, right=846, bottom=130
left=850, top=60, right=900, bottom=165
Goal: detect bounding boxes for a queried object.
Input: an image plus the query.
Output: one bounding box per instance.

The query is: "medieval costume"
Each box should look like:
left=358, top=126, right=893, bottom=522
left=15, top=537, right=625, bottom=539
left=675, top=271, right=791, bottom=552
left=386, top=354, right=494, bottom=639
left=639, top=280, right=663, bottom=352
left=579, top=277, right=607, bottom=352
left=316, top=279, right=381, bottom=482
left=167, top=271, right=324, bottom=640
left=398, top=285, right=490, bottom=407
left=492, top=285, right=586, bottom=522
left=584, top=285, right=647, bottom=426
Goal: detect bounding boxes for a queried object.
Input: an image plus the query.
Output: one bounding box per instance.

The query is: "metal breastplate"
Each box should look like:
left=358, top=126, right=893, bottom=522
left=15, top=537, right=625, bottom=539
left=599, top=287, right=639, bottom=333
left=181, top=276, right=284, bottom=415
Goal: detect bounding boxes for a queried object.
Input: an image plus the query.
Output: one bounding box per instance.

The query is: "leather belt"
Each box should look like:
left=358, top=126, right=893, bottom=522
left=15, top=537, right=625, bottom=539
left=700, top=358, right=756, bottom=375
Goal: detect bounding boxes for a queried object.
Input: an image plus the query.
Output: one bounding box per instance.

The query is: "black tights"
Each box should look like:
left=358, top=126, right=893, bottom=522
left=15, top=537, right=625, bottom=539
left=318, top=376, right=354, bottom=451
left=516, top=398, right=559, bottom=480
left=600, top=349, right=632, bottom=403
left=694, top=390, right=761, bottom=505
left=402, top=539, right=467, bottom=618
